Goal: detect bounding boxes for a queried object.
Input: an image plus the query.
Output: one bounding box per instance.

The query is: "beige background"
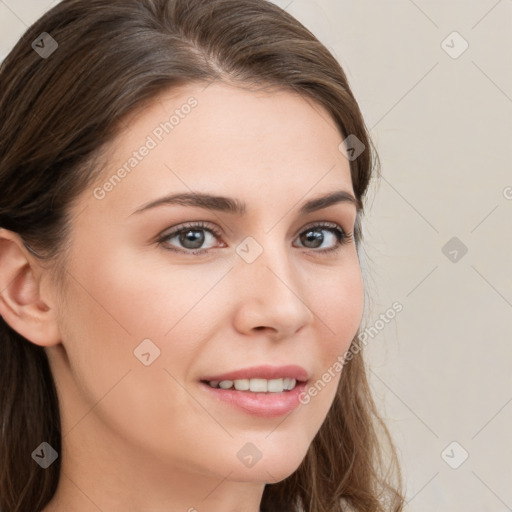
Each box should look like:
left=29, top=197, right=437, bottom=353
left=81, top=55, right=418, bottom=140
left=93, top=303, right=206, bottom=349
left=1, top=0, right=511, bottom=510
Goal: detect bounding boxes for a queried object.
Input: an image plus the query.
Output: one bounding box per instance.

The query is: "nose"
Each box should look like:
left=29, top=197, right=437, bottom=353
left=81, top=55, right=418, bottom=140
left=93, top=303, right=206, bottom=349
left=231, top=238, right=315, bottom=339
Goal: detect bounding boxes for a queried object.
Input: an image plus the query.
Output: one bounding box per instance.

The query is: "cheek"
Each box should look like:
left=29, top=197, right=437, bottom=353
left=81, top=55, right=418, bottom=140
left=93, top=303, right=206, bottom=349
left=302, top=300, right=358, bottom=396
left=66, top=244, right=223, bottom=340
left=290, top=256, right=363, bottom=431
left=312, top=258, right=364, bottom=355
left=56, top=253, right=222, bottom=461
left=58, top=249, right=232, bottom=403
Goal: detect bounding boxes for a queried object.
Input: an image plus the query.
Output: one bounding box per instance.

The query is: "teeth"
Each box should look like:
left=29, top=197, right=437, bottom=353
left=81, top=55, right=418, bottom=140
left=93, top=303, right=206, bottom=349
left=208, top=377, right=298, bottom=392
left=250, top=378, right=268, bottom=392
left=284, top=378, right=296, bottom=390
left=234, top=379, right=249, bottom=391
left=267, top=379, right=283, bottom=393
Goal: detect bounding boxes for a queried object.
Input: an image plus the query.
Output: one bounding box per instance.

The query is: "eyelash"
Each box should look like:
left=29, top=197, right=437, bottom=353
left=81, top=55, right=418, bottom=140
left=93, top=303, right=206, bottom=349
left=156, top=221, right=353, bottom=256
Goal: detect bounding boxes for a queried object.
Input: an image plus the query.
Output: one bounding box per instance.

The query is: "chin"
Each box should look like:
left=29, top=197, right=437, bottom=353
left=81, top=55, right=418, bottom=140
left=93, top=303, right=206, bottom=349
left=229, top=463, right=301, bottom=485
left=224, top=447, right=308, bottom=484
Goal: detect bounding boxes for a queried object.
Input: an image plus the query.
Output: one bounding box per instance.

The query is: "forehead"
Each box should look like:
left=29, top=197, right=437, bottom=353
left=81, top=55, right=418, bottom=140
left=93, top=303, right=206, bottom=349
left=83, top=81, right=354, bottom=218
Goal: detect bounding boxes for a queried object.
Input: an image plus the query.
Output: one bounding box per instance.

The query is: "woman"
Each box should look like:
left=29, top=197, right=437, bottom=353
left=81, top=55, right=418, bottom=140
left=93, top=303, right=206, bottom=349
left=0, top=0, right=404, bottom=510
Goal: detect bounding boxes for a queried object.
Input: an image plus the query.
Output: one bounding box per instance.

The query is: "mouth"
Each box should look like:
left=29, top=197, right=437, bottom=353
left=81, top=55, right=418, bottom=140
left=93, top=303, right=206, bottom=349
left=199, top=364, right=308, bottom=392
left=197, top=365, right=309, bottom=417
left=200, top=377, right=300, bottom=393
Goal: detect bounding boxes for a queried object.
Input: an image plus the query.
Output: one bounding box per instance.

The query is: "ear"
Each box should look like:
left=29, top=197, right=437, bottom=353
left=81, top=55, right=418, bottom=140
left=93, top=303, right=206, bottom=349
left=0, top=228, right=61, bottom=347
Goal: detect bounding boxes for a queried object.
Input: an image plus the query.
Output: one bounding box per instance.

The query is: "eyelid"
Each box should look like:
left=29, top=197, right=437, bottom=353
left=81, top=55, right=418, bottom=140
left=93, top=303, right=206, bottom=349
left=156, top=219, right=352, bottom=255
left=159, top=219, right=347, bottom=238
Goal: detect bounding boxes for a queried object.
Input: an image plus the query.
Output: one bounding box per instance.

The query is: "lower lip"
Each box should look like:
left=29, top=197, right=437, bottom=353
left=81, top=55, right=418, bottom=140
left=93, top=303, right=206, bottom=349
left=199, top=381, right=307, bottom=418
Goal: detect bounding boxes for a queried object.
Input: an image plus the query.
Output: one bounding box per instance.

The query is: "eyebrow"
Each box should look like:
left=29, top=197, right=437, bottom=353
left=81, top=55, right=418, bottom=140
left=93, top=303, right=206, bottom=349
left=129, top=189, right=360, bottom=217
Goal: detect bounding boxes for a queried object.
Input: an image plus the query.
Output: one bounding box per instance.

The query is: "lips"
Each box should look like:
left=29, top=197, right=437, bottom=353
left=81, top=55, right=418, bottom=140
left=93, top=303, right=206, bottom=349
left=199, top=364, right=309, bottom=383
left=199, top=377, right=308, bottom=418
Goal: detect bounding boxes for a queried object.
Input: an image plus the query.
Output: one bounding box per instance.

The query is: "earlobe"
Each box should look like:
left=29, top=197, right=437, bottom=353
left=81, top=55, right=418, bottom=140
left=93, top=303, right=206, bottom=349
left=0, top=228, right=61, bottom=347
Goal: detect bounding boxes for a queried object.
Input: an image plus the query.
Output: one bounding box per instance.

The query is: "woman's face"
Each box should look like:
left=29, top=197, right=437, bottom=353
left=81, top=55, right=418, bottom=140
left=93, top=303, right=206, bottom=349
left=48, top=82, right=364, bottom=487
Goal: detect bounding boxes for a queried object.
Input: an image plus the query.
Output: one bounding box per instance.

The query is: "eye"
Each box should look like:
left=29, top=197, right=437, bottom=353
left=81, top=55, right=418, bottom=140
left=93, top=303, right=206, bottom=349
left=294, top=222, right=352, bottom=253
left=157, top=221, right=223, bottom=255
left=157, top=221, right=353, bottom=255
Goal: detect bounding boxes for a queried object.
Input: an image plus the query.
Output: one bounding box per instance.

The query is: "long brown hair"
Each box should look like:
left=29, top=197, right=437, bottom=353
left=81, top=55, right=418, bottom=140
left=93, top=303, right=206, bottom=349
left=0, top=1, right=404, bottom=510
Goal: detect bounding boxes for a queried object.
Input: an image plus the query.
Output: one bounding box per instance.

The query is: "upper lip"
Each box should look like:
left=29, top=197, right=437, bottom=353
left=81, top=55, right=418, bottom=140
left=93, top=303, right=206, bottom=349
left=200, top=365, right=309, bottom=383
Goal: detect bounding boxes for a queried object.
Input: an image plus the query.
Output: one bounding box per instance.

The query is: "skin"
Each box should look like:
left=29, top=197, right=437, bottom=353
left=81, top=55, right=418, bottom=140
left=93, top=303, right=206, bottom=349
left=0, top=82, right=364, bottom=512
